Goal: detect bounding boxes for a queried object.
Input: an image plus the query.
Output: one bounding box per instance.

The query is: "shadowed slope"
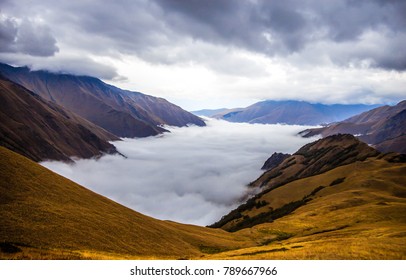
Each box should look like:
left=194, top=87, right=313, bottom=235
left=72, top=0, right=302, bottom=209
left=0, top=76, right=118, bottom=162
left=301, top=100, right=406, bottom=153
left=0, top=63, right=205, bottom=138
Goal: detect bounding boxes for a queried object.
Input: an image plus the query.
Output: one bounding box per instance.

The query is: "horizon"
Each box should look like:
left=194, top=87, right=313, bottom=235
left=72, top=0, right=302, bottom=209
left=1, top=61, right=402, bottom=112
left=1, top=1, right=405, bottom=110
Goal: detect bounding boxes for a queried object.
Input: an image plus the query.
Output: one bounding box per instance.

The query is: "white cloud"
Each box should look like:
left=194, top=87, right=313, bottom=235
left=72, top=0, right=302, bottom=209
left=41, top=119, right=317, bottom=226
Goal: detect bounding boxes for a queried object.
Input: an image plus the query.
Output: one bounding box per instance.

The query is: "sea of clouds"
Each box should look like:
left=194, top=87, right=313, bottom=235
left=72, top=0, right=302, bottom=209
left=41, top=118, right=318, bottom=226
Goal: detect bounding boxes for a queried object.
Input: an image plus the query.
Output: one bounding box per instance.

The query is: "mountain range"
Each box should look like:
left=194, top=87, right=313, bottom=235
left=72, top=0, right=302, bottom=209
left=301, top=100, right=406, bottom=154
left=195, top=100, right=379, bottom=125
left=0, top=62, right=404, bottom=259
left=0, top=63, right=205, bottom=139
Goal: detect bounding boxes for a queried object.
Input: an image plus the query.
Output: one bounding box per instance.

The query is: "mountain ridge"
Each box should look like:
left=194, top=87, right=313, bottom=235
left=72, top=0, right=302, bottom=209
left=201, top=100, right=379, bottom=125
left=0, top=63, right=205, bottom=138
left=0, top=75, right=118, bottom=162
left=301, top=100, right=406, bottom=154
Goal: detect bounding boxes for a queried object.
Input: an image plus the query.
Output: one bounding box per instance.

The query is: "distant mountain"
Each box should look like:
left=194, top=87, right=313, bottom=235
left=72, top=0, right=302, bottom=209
left=209, top=100, right=379, bottom=125
left=210, top=134, right=404, bottom=233
left=192, top=108, right=230, bottom=117
left=301, top=100, right=406, bottom=154
left=0, top=63, right=205, bottom=138
left=0, top=75, right=118, bottom=162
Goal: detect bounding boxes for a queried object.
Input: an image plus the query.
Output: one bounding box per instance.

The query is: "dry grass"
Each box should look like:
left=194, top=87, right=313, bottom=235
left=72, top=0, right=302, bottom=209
left=1, top=146, right=405, bottom=259
left=0, top=146, right=253, bottom=260
left=204, top=158, right=406, bottom=259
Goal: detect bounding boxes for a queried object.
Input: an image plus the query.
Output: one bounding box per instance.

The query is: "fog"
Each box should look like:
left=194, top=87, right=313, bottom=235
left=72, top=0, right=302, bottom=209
left=41, top=118, right=317, bottom=226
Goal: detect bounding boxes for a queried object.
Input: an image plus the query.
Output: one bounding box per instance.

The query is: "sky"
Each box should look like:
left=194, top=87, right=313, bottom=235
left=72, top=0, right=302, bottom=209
left=41, top=119, right=317, bottom=226
left=1, top=0, right=406, bottom=110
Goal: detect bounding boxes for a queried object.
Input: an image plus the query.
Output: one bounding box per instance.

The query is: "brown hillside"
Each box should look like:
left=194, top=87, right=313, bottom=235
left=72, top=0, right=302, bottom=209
left=301, top=100, right=406, bottom=154
left=0, top=63, right=205, bottom=138
left=0, top=76, right=118, bottom=162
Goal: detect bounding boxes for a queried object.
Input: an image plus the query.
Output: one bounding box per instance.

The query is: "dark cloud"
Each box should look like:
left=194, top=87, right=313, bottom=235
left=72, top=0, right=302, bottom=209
left=153, top=0, right=406, bottom=70
left=0, top=15, right=59, bottom=56
left=41, top=119, right=316, bottom=225
left=1, top=0, right=406, bottom=76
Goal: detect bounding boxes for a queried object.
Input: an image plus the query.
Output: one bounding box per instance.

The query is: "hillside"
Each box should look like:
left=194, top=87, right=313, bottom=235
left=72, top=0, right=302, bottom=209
left=301, top=100, right=406, bottom=154
left=210, top=100, right=378, bottom=125
left=210, top=135, right=399, bottom=230
left=207, top=156, right=406, bottom=259
left=1, top=139, right=405, bottom=259
left=0, top=146, right=252, bottom=259
left=0, top=63, right=205, bottom=138
left=207, top=135, right=406, bottom=259
left=0, top=76, right=118, bottom=162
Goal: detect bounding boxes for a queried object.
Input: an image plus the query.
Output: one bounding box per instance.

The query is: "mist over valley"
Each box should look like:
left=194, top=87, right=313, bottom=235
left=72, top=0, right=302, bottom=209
left=42, top=118, right=317, bottom=225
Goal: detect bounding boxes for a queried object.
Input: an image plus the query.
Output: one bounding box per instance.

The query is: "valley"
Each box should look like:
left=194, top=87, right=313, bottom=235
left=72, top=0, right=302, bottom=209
left=0, top=63, right=405, bottom=260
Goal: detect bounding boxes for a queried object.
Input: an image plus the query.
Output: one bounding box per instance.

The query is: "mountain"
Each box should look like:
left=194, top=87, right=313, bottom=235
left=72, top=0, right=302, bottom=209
left=0, top=75, right=118, bottom=162
left=210, top=134, right=393, bottom=231
left=208, top=153, right=406, bottom=259
left=0, top=146, right=252, bottom=259
left=0, top=63, right=205, bottom=138
left=301, top=100, right=406, bottom=154
left=192, top=108, right=230, bottom=117
left=210, top=100, right=379, bottom=125
left=207, top=134, right=406, bottom=258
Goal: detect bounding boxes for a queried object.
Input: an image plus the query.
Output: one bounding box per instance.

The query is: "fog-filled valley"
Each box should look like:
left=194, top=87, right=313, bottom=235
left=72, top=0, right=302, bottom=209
left=41, top=118, right=317, bottom=225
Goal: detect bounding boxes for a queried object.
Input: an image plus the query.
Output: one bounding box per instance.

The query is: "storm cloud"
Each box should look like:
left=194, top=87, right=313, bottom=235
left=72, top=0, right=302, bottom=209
left=41, top=119, right=317, bottom=226
left=1, top=0, right=405, bottom=108
left=0, top=15, right=58, bottom=56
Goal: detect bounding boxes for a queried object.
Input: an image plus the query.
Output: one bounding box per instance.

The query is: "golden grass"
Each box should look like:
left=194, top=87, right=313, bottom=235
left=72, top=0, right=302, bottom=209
left=1, top=146, right=405, bottom=259
left=204, top=158, right=406, bottom=259
left=0, top=146, right=253, bottom=259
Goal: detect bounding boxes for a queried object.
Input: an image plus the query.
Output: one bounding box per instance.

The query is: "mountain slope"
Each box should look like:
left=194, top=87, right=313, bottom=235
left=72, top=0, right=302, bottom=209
left=210, top=134, right=383, bottom=231
left=0, top=63, right=205, bottom=138
left=0, top=146, right=252, bottom=259
left=0, top=76, right=118, bottom=162
left=208, top=156, right=406, bottom=259
left=208, top=135, right=406, bottom=259
left=212, top=100, right=378, bottom=125
left=301, top=100, right=406, bottom=153
left=1, top=142, right=404, bottom=259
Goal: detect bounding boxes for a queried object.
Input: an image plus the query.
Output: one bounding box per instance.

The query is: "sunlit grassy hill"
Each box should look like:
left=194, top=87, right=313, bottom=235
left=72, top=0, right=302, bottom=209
left=0, top=146, right=252, bottom=259
left=1, top=137, right=405, bottom=259
left=206, top=157, right=406, bottom=259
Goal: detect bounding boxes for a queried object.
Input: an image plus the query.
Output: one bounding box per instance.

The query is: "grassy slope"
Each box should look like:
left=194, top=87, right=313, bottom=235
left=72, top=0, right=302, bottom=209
left=0, top=147, right=252, bottom=259
left=1, top=146, right=405, bottom=259
left=206, top=158, right=406, bottom=259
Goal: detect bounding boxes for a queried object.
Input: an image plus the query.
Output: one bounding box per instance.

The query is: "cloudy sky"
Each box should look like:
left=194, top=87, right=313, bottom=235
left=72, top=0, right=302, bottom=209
left=42, top=119, right=317, bottom=225
left=1, top=0, right=405, bottom=109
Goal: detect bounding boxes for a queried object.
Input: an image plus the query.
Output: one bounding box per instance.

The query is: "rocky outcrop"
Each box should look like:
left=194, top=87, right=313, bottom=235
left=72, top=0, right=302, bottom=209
left=261, top=152, right=290, bottom=170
